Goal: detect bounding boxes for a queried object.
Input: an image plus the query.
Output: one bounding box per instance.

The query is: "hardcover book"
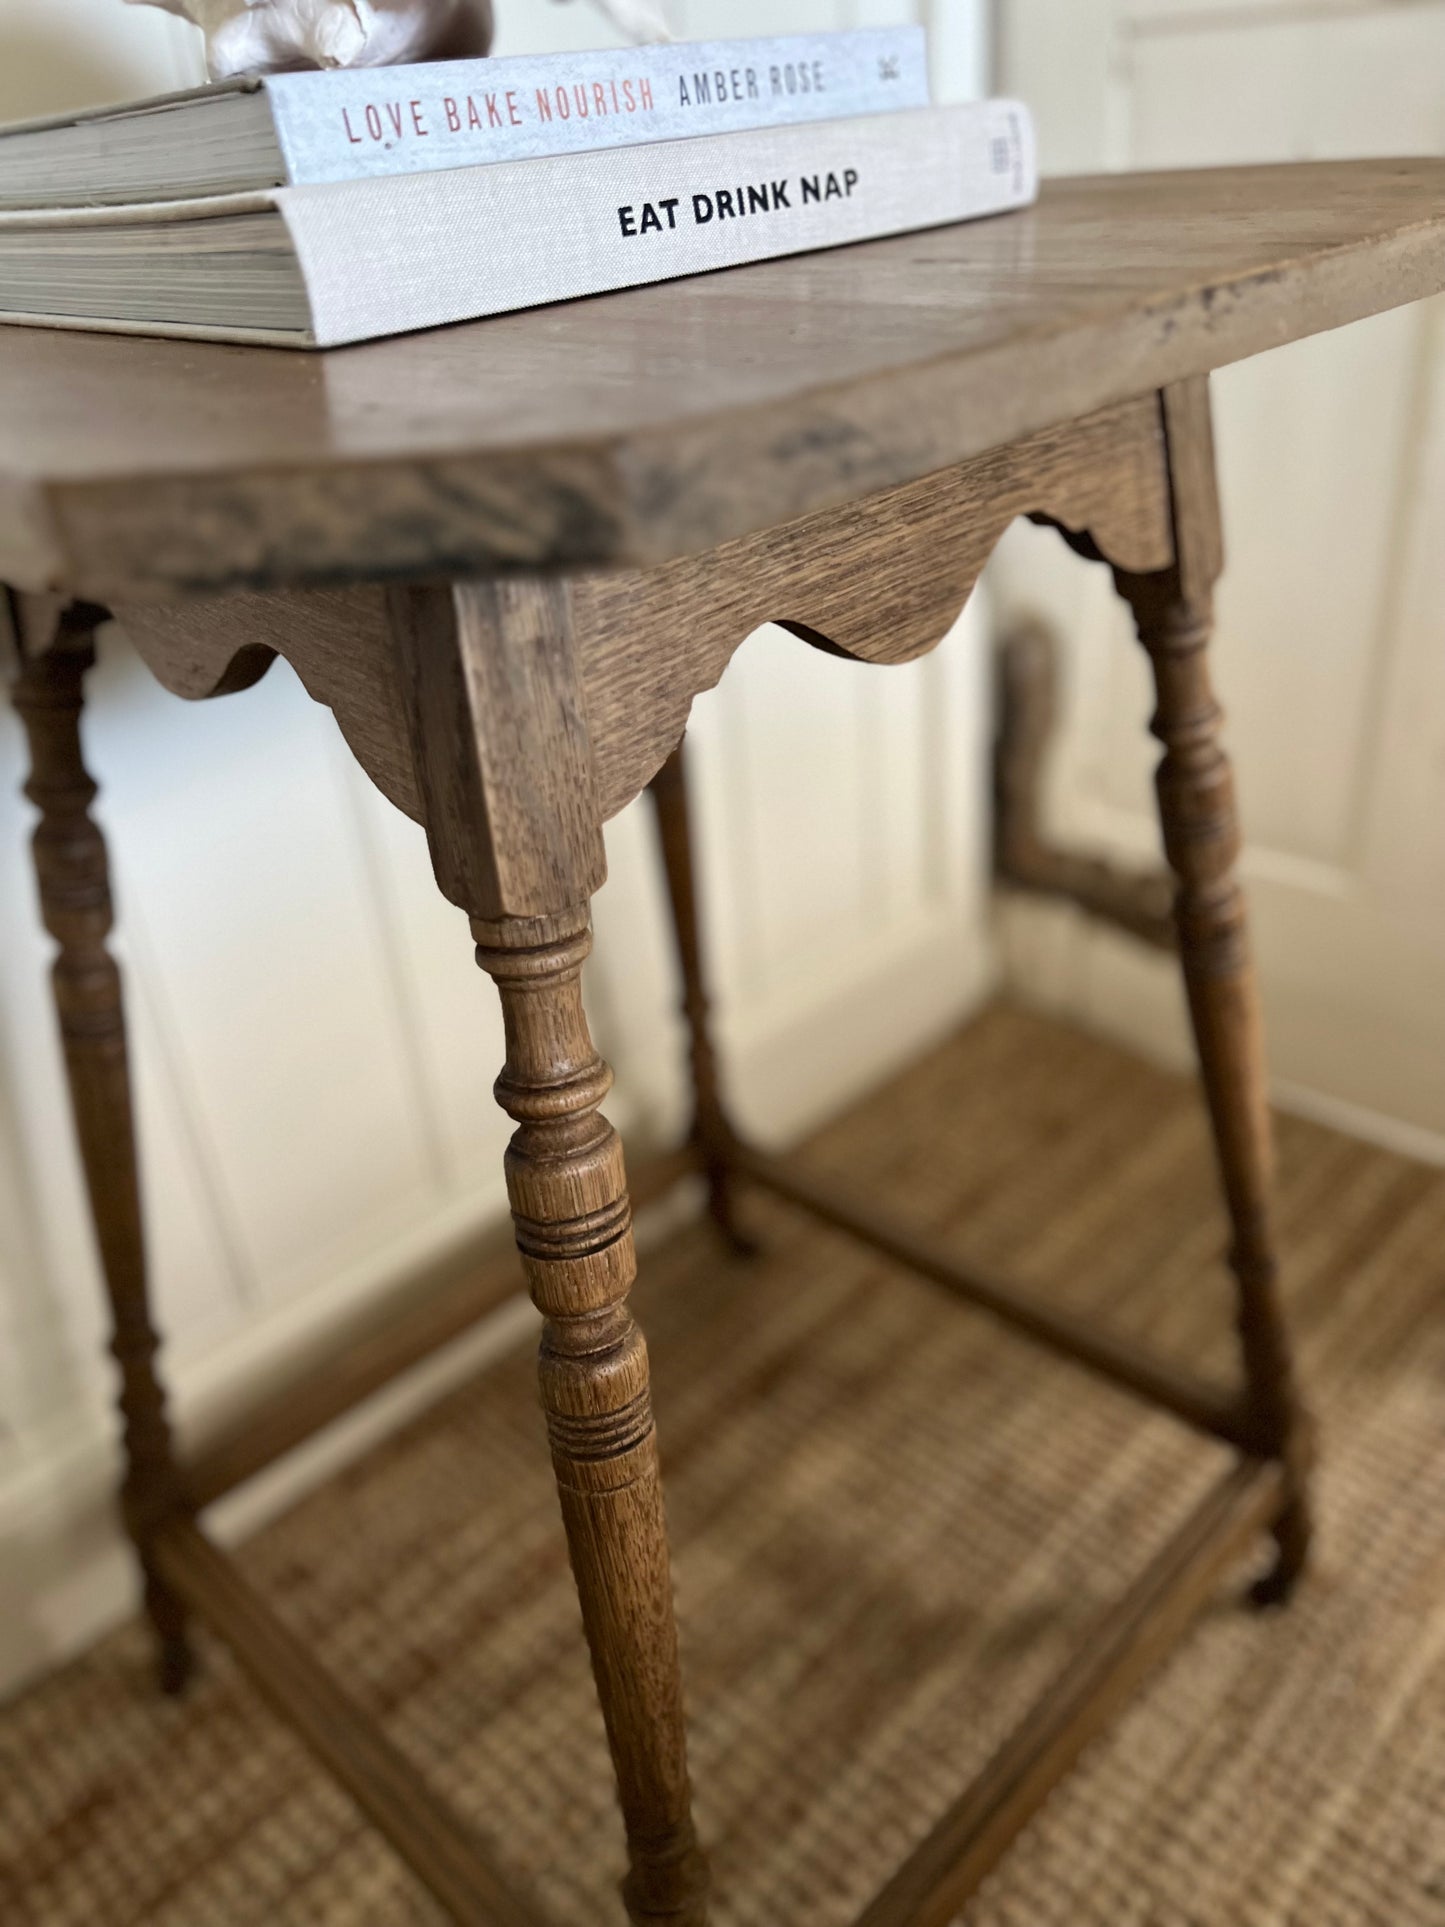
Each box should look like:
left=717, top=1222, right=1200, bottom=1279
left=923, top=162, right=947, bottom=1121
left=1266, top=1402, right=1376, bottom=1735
left=0, top=102, right=1036, bottom=349
left=0, top=28, right=929, bottom=210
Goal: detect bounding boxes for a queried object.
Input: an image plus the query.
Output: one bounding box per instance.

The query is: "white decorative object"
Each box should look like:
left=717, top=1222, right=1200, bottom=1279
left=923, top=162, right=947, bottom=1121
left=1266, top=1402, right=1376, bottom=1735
left=572, top=0, right=672, bottom=44
left=124, top=0, right=493, bottom=78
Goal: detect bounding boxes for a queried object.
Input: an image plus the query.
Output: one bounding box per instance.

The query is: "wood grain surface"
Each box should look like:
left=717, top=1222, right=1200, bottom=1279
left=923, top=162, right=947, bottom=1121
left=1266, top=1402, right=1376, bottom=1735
left=115, top=393, right=1172, bottom=826
left=576, top=393, right=1172, bottom=817
left=388, top=577, right=606, bottom=918
left=474, top=906, right=708, bottom=1924
left=4, top=162, right=1445, bottom=599
left=1115, top=379, right=1314, bottom=1602
left=11, top=628, right=194, bottom=1697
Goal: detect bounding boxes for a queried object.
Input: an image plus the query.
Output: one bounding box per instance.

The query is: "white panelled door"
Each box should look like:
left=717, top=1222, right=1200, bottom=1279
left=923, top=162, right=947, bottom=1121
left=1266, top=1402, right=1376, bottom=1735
left=995, top=0, right=1445, bottom=1155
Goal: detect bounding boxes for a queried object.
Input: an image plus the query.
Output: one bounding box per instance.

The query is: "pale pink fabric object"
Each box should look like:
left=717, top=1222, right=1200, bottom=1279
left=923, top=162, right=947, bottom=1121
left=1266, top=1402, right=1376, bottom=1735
left=124, top=0, right=494, bottom=78
left=586, top=0, right=671, bottom=41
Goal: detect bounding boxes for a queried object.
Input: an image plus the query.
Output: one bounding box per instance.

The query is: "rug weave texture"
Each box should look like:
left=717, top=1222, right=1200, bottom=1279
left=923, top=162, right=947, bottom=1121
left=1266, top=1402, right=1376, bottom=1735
left=3, top=1005, right=1444, bottom=1925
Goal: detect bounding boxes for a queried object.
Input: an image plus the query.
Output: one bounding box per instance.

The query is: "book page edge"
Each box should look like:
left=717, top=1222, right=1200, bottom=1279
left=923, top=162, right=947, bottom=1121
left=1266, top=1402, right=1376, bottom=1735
left=0, top=190, right=281, bottom=229
left=0, top=310, right=313, bottom=348
left=0, top=77, right=256, bottom=141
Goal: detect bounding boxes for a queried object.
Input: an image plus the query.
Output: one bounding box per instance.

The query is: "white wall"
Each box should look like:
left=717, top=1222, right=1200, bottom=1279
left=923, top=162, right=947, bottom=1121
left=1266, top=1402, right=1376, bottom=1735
left=0, top=0, right=993, bottom=1693
left=995, top=0, right=1445, bottom=1164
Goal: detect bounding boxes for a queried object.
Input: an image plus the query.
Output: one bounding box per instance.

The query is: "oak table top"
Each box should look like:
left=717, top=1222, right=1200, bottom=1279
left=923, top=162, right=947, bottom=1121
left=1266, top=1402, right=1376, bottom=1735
left=3, top=158, right=1445, bottom=603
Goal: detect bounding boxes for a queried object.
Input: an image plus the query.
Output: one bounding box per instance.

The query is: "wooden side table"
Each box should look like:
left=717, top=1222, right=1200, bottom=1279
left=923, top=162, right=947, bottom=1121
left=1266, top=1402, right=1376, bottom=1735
left=5, top=160, right=1444, bottom=1926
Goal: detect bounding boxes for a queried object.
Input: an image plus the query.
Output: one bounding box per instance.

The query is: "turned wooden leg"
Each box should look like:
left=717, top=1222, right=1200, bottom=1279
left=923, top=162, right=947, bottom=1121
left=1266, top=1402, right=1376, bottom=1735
left=475, top=906, right=709, bottom=1925
left=391, top=574, right=708, bottom=1917
left=646, top=740, right=752, bottom=1254
left=12, top=629, right=194, bottom=1691
left=1122, top=571, right=1313, bottom=1601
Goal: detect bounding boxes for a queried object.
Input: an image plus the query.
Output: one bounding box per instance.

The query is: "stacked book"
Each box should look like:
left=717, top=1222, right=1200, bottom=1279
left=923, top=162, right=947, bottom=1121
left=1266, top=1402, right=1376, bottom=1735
left=0, top=30, right=1036, bottom=348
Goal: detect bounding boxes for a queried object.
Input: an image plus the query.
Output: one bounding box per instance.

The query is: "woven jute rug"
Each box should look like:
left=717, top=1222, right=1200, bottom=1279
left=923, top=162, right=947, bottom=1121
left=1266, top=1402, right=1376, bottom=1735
left=3, top=1004, right=1444, bottom=1925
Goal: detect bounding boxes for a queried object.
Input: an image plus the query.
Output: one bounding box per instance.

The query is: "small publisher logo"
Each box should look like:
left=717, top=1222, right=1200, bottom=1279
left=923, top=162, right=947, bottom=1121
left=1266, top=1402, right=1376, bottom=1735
left=878, top=56, right=901, bottom=81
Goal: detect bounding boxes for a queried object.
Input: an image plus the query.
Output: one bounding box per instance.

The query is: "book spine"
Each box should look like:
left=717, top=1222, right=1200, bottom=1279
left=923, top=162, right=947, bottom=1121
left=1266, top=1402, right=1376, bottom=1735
left=264, top=29, right=929, bottom=185
left=280, top=102, right=1036, bottom=349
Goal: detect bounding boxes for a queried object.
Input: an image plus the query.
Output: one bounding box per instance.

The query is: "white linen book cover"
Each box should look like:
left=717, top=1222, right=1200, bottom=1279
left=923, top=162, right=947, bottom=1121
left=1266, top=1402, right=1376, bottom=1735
left=0, top=103, right=1036, bottom=349
left=270, top=27, right=930, bottom=181
left=0, top=29, right=930, bottom=209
